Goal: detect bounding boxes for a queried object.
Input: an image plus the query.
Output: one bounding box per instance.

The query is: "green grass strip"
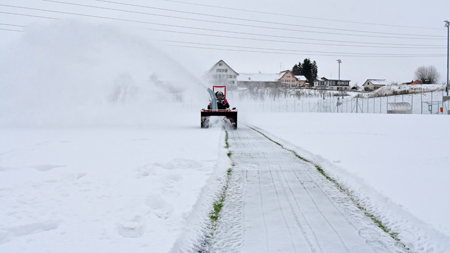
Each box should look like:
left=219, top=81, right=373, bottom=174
left=248, top=126, right=407, bottom=249
left=210, top=131, right=234, bottom=229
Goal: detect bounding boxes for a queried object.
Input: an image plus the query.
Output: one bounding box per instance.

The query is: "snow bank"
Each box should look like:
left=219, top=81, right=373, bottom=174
left=365, top=84, right=446, bottom=98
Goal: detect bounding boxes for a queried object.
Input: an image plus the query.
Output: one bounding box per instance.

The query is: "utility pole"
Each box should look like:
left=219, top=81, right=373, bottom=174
left=337, top=59, right=341, bottom=92
left=336, top=59, right=342, bottom=111
left=445, top=20, right=449, bottom=96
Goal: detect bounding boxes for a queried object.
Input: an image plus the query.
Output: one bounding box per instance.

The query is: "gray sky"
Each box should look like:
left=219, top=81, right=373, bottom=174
left=1, top=0, right=449, bottom=85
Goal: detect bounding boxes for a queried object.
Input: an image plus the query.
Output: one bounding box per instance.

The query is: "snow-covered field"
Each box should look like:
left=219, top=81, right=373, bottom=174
left=2, top=113, right=450, bottom=252
left=2, top=21, right=450, bottom=252
left=0, top=116, right=225, bottom=252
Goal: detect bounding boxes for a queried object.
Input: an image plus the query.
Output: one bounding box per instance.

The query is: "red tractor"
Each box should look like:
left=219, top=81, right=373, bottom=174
left=201, top=86, right=238, bottom=129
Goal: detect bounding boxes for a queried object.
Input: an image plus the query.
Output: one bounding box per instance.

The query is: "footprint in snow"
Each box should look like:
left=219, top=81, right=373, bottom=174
left=358, top=227, right=381, bottom=240
left=7, top=221, right=60, bottom=238
left=32, top=164, right=65, bottom=172
left=118, top=216, right=145, bottom=238
left=146, top=196, right=173, bottom=220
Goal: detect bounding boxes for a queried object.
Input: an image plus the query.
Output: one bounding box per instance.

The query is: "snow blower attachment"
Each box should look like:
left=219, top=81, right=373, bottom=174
left=201, top=86, right=238, bottom=129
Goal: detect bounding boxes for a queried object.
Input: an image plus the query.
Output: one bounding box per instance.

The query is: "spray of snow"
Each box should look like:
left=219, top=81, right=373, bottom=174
left=0, top=20, right=208, bottom=127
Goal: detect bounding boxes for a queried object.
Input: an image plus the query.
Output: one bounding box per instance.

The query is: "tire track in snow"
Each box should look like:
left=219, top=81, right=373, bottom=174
left=275, top=164, right=321, bottom=252
left=209, top=126, right=403, bottom=253
left=257, top=170, right=270, bottom=252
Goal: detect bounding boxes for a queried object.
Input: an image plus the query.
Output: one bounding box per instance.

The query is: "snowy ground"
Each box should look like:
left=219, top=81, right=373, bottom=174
left=0, top=114, right=224, bottom=253
left=2, top=112, right=450, bottom=252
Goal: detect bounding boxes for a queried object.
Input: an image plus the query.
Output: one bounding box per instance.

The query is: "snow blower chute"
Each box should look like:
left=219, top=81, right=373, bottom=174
left=201, top=86, right=238, bottom=129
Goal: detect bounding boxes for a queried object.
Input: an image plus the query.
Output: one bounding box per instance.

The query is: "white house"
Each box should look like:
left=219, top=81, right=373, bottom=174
left=204, top=60, right=239, bottom=90
left=362, top=79, right=387, bottom=91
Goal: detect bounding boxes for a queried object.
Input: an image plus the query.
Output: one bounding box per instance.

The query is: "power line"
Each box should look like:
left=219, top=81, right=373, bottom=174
left=37, top=1, right=444, bottom=40
left=163, top=40, right=446, bottom=57
left=165, top=0, right=442, bottom=31
left=170, top=44, right=445, bottom=58
left=37, top=2, right=443, bottom=47
left=0, top=11, right=58, bottom=20
left=148, top=27, right=443, bottom=50
left=0, top=8, right=444, bottom=50
left=93, top=0, right=444, bottom=38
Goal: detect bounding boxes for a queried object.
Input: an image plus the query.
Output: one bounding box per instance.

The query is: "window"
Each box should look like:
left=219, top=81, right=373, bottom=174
left=219, top=63, right=223, bottom=66
left=228, top=81, right=235, bottom=84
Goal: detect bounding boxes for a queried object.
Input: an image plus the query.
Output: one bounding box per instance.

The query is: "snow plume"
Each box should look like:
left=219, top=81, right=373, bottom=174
left=0, top=20, right=208, bottom=127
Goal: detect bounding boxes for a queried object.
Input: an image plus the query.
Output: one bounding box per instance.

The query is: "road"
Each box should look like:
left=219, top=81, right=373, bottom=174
left=209, top=126, right=403, bottom=253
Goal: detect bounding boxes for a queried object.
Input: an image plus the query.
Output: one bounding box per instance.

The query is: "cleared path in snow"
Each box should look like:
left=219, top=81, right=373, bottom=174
left=210, top=126, right=403, bottom=253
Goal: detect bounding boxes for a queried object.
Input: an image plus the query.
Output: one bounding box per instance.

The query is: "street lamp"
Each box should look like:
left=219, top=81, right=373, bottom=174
left=337, top=59, right=342, bottom=100
left=445, top=20, right=449, bottom=96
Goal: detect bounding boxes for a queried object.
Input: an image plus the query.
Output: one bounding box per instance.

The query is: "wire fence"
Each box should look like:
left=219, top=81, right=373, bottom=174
left=228, top=89, right=450, bottom=115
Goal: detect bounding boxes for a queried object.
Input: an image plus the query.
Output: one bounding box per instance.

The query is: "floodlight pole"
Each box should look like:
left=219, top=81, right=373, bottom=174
left=337, top=59, right=342, bottom=102
left=445, top=20, right=449, bottom=96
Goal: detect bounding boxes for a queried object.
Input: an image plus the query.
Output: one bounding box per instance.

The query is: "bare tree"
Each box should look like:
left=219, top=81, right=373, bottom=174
left=414, top=65, right=440, bottom=84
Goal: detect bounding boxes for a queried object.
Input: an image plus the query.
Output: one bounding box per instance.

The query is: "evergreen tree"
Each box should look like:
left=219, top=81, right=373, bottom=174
left=292, top=62, right=303, bottom=75
left=292, top=58, right=318, bottom=86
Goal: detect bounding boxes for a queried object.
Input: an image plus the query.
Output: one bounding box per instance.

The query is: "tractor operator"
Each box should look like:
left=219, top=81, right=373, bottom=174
left=208, top=91, right=230, bottom=110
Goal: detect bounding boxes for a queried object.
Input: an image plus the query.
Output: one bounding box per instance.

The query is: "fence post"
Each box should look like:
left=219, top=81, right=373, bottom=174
left=431, top=91, right=433, bottom=114
left=346, top=98, right=348, bottom=113
left=386, top=96, right=389, bottom=113
left=362, top=97, right=364, bottom=113
left=367, top=97, right=369, bottom=113
left=351, top=98, right=353, bottom=113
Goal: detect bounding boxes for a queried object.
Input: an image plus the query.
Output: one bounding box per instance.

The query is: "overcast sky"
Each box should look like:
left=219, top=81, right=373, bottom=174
left=1, top=0, right=449, bottom=85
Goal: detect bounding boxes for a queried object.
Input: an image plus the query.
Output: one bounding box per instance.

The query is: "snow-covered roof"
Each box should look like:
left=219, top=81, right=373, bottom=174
left=205, top=59, right=239, bottom=75
left=366, top=79, right=387, bottom=85
left=295, top=75, right=307, bottom=81
left=237, top=73, right=283, bottom=82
